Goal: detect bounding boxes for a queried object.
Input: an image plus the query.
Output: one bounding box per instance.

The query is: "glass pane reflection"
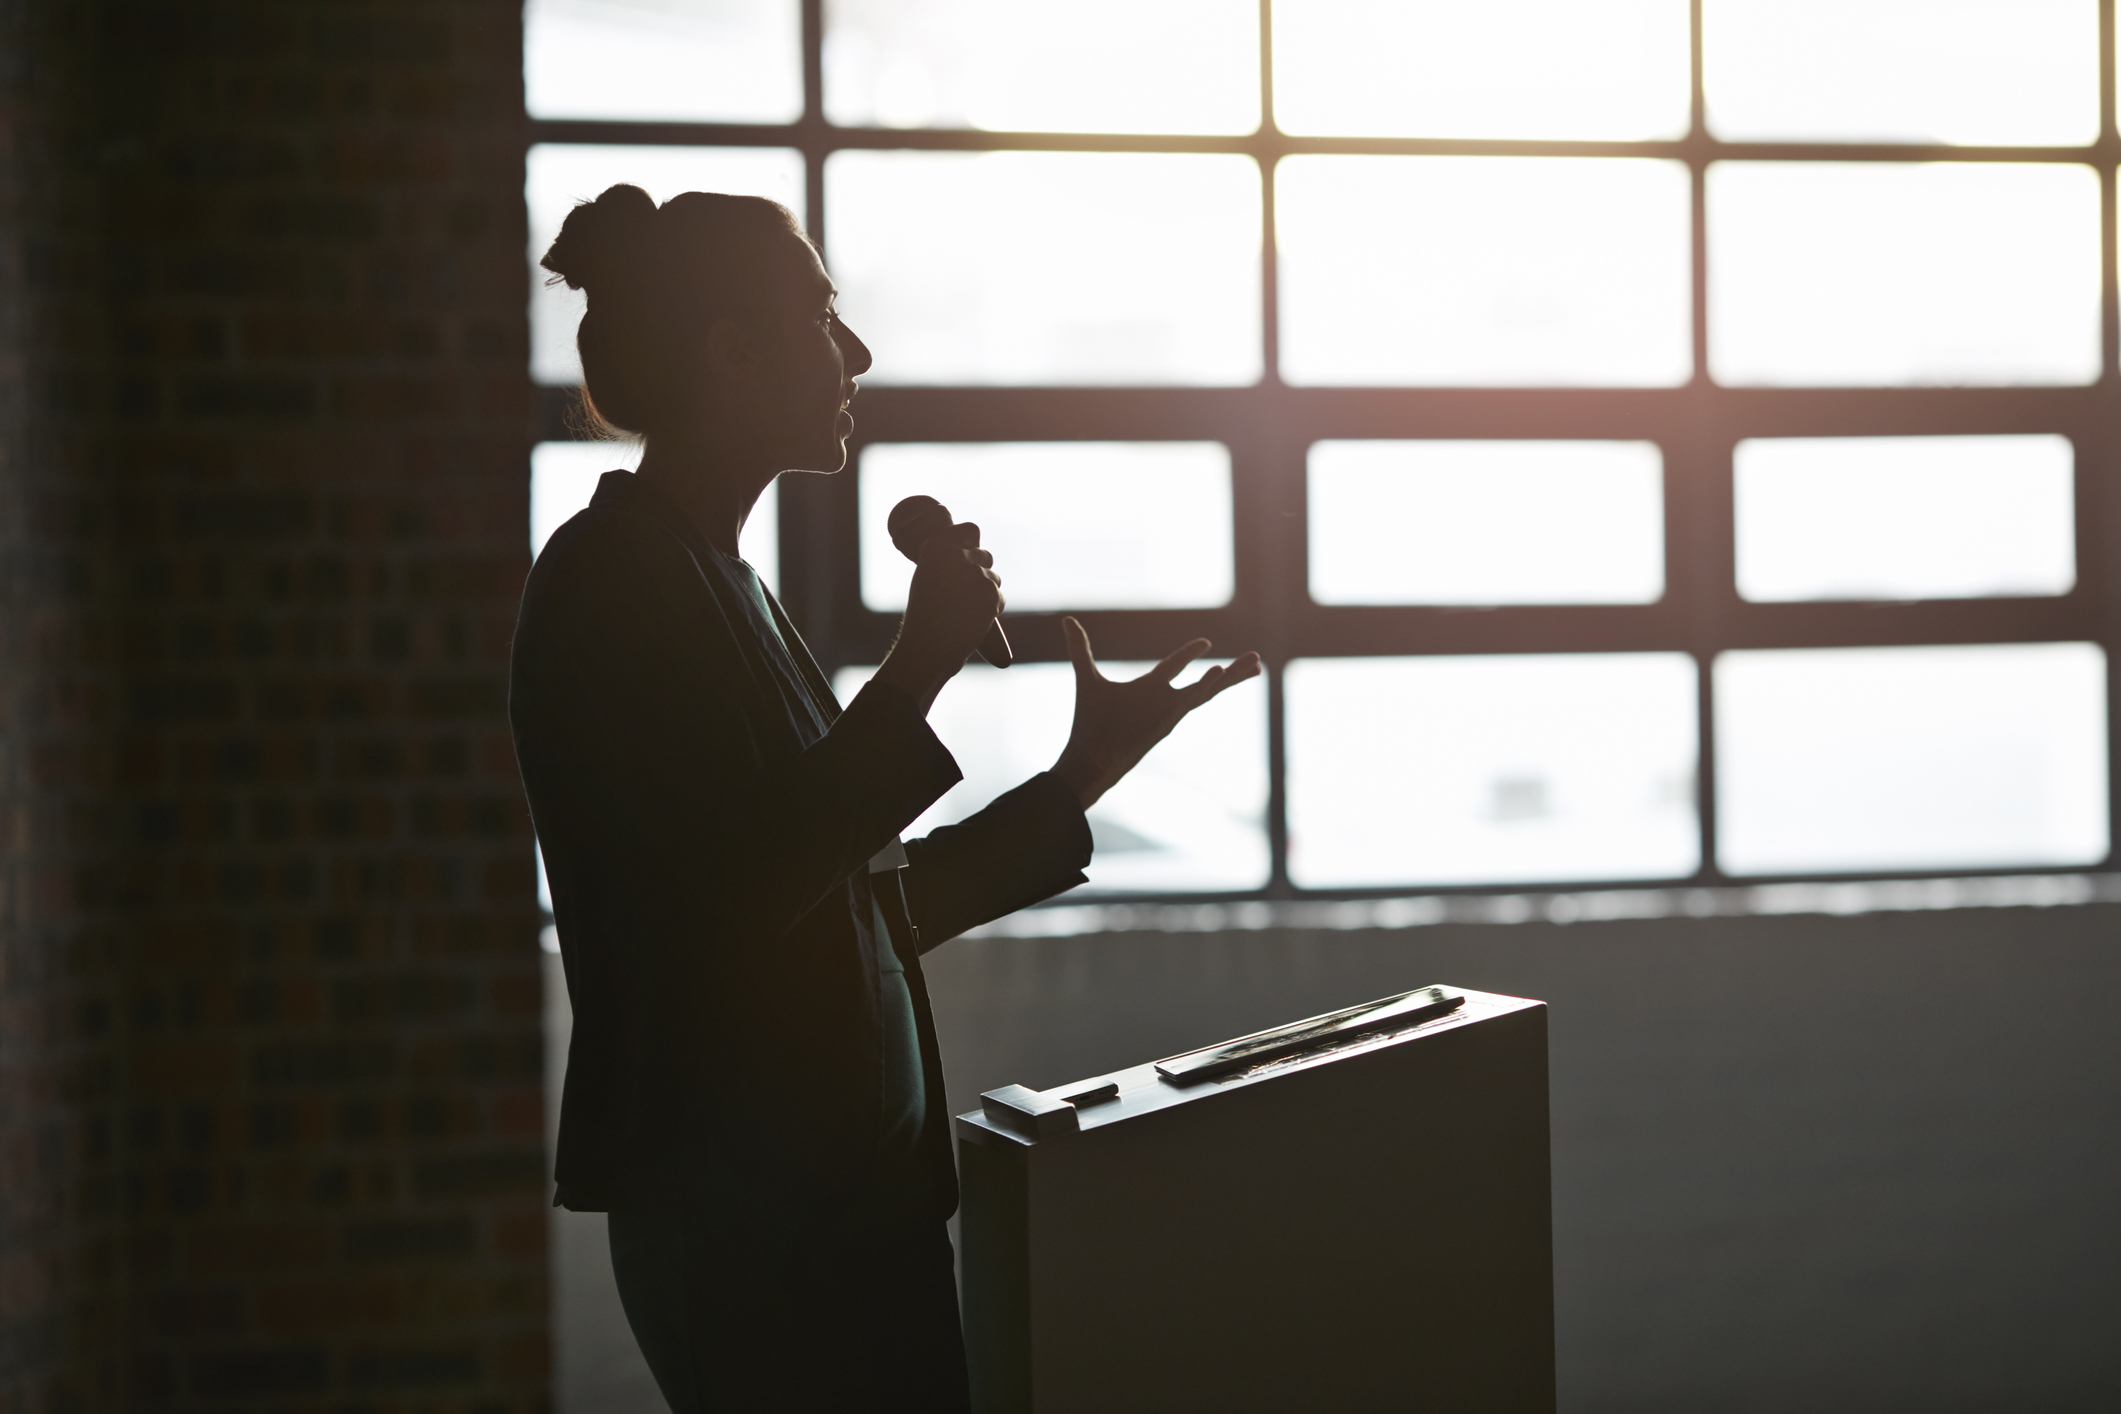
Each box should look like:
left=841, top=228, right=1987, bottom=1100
left=527, top=144, right=806, bottom=386
left=531, top=441, right=779, bottom=592
left=1707, top=162, right=2101, bottom=387
left=823, top=0, right=1258, bottom=134
left=1278, top=157, right=1692, bottom=387
left=859, top=443, right=1232, bottom=612
left=1309, top=441, right=1664, bottom=605
left=836, top=662, right=1270, bottom=895
left=525, top=0, right=803, bottom=123
left=1735, top=435, right=2075, bottom=603
left=1716, top=644, right=2109, bottom=875
left=828, top=152, right=1262, bottom=387
left=1705, top=0, right=2099, bottom=146
left=1285, top=654, right=1700, bottom=888
left=1275, top=0, right=1690, bottom=140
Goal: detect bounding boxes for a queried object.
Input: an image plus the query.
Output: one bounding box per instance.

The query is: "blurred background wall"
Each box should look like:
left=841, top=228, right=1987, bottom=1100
left=0, top=3, right=543, bottom=1410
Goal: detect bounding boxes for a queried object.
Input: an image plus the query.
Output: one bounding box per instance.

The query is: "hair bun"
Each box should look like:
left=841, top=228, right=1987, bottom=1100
left=540, top=183, right=660, bottom=293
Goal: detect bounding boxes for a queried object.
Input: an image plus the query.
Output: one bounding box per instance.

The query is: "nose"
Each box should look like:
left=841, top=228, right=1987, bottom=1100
left=834, top=316, right=873, bottom=379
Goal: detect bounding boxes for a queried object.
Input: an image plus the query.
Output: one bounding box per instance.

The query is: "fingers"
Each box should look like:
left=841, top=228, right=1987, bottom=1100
left=1063, top=615, right=1097, bottom=679
left=1178, top=651, right=1263, bottom=708
left=1145, top=638, right=1212, bottom=686
left=914, top=520, right=982, bottom=563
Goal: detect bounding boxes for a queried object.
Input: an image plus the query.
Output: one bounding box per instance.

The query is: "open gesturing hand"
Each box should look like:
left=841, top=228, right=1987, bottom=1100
left=1050, top=616, right=1263, bottom=810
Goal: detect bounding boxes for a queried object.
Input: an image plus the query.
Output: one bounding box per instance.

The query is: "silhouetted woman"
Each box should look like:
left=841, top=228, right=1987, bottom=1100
left=511, top=184, right=1257, bottom=1411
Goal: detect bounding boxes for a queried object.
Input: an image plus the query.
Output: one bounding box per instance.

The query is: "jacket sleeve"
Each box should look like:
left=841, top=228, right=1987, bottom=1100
left=902, top=771, right=1094, bottom=950
left=513, top=511, right=961, bottom=951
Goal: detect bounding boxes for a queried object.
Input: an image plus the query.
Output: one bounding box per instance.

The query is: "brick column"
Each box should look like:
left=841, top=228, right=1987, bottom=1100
left=0, top=4, right=545, bottom=1410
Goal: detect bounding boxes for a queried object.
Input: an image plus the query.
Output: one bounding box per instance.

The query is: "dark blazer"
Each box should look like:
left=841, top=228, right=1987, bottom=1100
left=510, top=471, right=1093, bottom=1217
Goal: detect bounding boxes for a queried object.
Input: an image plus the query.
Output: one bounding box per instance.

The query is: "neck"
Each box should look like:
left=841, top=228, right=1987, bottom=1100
left=635, top=433, right=776, bottom=558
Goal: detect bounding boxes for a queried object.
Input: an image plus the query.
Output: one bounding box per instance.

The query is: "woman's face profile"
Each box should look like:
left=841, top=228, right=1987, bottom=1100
left=730, top=233, right=873, bottom=477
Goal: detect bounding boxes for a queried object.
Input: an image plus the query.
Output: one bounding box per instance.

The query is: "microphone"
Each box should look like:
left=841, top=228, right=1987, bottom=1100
left=887, top=494, right=1013, bottom=668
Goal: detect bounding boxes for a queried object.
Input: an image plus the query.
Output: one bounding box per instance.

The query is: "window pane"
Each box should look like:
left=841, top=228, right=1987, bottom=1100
left=1708, top=162, right=2101, bottom=387
left=1716, top=644, right=2109, bottom=875
left=827, top=152, right=1262, bottom=386
left=1278, top=157, right=1691, bottom=387
left=1275, top=0, right=1689, bottom=140
left=1286, top=654, right=1700, bottom=887
left=858, top=443, right=1231, bottom=612
left=1309, top=441, right=1664, bottom=606
left=531, top=441, right=779, bottom=591
left=1735, top=435, right=2075, bottom=603
left=823, top=0, right=1258, bottom=134
left=836, top=662, right=1270, bottom=894
left=1705, top=0, right=2098, bottom=145
left=525, top=0, right=803, bottom=122
left=527, top=145, right=806, bottom=385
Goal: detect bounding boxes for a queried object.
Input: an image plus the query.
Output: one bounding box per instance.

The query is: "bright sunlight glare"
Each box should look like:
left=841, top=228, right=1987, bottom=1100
left=824, top=0, right=1258, bottom=134
left=1717, top=644, right=2108, bottom=875
left=1705, top=0, right=2099, bottom=145
left=1735, top=436, right=2074, bottom=604
left=858, top=443, right=1233, bottom=613
left=1286, top=653, right=1701, bottom=889
left=1309, top=441, right=1665, bottom=606
left=1274, top=0, right=1690, bottom=140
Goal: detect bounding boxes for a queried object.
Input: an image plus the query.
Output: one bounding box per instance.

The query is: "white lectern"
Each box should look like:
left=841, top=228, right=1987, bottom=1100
left=955, top=985, right=1553, bottom=1413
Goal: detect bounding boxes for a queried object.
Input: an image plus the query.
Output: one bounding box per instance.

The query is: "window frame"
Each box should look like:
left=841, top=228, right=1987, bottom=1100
left=531, top=0, right=2121, bottom=901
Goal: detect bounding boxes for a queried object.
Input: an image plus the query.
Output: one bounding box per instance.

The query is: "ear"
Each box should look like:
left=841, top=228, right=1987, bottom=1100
left=704, top=316, right=758, bottom=375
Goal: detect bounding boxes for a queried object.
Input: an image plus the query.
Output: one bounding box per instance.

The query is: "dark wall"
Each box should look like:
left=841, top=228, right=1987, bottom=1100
left=0, top=4, right=541, bottom=1410
left=924, top=905, right=2121, bottom=1413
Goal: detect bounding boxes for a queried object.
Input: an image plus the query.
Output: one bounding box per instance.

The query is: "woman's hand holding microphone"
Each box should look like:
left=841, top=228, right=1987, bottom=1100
left=871, top=519, right=1005, bottom=713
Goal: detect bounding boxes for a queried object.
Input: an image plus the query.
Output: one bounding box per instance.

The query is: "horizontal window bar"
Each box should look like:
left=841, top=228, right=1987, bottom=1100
left=966, top=871, right=2121, bottom=936
left=814, top=603, right=2103, bottom=667
left=528, top=118, right=2121, bottom=166
left=540, top=384, right=2114, bottom=444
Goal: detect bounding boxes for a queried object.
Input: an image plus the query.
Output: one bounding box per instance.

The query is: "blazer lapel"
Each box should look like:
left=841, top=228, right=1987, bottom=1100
left=600, top=472, right=827, bottom=750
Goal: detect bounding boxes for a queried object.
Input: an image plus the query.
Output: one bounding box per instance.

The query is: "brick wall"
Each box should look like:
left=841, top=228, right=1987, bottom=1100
left=0, top=4, right=544, bottom=1410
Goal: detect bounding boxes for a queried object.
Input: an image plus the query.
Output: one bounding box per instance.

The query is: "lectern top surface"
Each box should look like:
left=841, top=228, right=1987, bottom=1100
left=956, top=986, right=1542, bottom=1148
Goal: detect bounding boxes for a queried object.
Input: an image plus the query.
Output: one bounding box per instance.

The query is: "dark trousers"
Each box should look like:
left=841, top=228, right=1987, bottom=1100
left=608, top=1194, right=973, bottom=1413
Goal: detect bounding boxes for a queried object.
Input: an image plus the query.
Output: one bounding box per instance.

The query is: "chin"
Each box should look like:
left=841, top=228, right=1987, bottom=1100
left=786, top=441, right=849, bottom=476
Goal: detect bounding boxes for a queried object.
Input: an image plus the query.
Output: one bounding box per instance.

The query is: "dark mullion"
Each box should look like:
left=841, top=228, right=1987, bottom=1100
left=1256, top=0, right=1293, bottom=895
left=1285, top=597, right=2097, bottom=657
left=542, top=384, right=2112, bottom=446
left=1679, top=418, right=1735, bottom=886
left=796, top=0, right=827, bottom=231
left=2104, top=0, right=2119, bottom=385
left=2101, top=0, right=2120, bottom=870
left=2106, top=0, right=2118, bottom=148
left=784, top=0, right=829, bottom=651
left=1225, top=408, right=1299, bottom=899
left=810, top=385, right=2111, bottom=443
left=815, top=594, right=2099, bottom=669
left=1688, top=0, right=1706, bottom=141
left=1686, top=0, right=1711, bottom=391
left=1684, top=0, right=1725, bottom=883
left=1261, top=857, right=2108, bottom=905
left=531, top=116, right=2118, bottom=169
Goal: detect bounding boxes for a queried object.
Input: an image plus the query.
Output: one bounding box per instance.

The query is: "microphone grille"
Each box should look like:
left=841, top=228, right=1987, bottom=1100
left=886, top=495, right=951, bottom=561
